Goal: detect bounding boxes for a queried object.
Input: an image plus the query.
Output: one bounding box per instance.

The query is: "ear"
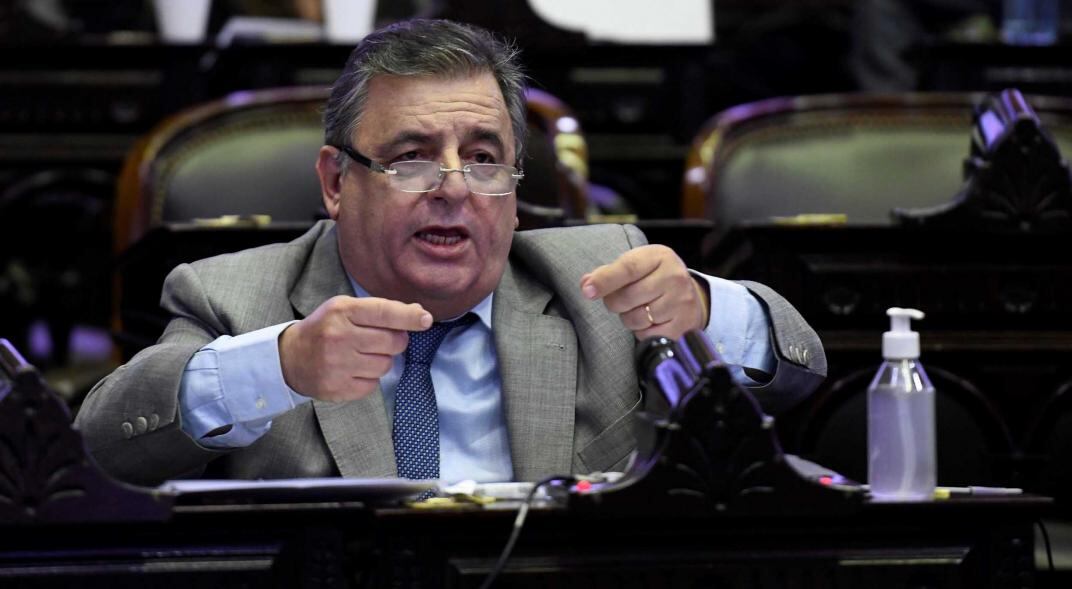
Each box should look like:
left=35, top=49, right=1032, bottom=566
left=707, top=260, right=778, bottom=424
left=316, top=146, right=344, bottom=220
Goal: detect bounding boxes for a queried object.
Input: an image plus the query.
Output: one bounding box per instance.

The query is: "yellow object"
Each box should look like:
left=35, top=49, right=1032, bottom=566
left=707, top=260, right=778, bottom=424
left=770, top=213, right=848, bottom=226
left=586, top=213, right=639, bottom=224
left=406, top=494, right=499, bottom=509
left=191, top=214, right=272, bottom=228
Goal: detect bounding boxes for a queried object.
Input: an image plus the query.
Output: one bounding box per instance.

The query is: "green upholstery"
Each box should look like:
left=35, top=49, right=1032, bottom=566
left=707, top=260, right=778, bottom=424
left=716, top=122, right=968, bottom=224
left=115, top=86, right=334, bottom=254
left=686, top=93, right=1072, bottom=227
left=158, top=113, right=326, bottom=225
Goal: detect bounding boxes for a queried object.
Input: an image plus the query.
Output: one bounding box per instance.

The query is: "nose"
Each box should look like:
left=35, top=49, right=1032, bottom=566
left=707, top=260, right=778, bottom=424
left=440, top=168, right=470, bottom=192
left=429, top=168, right=468, bottom=204
left=431, top=155, right=470, bottom=202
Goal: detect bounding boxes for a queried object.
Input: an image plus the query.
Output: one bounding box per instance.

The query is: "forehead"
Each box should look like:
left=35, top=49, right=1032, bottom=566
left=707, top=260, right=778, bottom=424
left=356, top=72, right=513, bottom=151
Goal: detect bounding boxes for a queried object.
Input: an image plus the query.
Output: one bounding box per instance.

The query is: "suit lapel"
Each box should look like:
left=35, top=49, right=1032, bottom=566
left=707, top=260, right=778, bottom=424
left=289, top=223, right=353, bottom=319
left=493, top=263, right=578, bottom=481
left=288, top=223, right=396, bottom=478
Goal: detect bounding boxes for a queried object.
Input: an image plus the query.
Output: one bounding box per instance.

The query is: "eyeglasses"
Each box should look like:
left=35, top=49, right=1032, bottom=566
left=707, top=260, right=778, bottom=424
left=335, top=145, right=524, bottom=197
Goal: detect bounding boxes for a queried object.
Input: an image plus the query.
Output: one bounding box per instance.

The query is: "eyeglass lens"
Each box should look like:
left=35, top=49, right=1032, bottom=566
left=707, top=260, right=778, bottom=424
left=389, top=161, right=519, bottom=196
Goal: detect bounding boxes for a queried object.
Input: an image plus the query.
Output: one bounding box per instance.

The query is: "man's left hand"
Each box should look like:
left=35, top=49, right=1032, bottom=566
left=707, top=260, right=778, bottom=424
left=580, top=244, right=708, bottom=340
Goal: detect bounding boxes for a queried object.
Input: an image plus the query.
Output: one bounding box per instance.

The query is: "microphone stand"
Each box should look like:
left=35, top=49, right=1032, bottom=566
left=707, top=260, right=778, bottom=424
left=569, top=331, right=863, bottom=516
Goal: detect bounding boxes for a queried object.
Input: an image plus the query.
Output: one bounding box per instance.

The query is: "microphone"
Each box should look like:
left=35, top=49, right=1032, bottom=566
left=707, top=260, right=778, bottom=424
left=635, top=330, right=724, bottom=409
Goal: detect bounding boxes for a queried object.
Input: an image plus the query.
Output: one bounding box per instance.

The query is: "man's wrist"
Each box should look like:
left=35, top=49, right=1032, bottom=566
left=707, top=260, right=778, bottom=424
left=691, top=274, right=711, bottom=329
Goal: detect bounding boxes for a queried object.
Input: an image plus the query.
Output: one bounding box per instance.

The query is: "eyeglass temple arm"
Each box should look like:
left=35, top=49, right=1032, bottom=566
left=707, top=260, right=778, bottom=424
left=335, top=145, right=390, bottom=174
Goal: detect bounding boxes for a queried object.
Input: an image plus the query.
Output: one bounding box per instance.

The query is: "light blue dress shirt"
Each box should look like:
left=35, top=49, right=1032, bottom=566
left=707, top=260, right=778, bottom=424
left=178, top=272, right=774, bottom=484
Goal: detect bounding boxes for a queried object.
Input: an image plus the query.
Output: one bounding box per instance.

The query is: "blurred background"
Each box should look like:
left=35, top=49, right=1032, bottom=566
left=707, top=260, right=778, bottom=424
left=4, top=2, right=1072, bottom=576
left=10, top=0, right=1071, bottom=379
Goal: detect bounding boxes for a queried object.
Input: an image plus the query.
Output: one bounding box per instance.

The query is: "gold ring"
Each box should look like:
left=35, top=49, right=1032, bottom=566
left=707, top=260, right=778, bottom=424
left=644, top=305, right=656, bottom=326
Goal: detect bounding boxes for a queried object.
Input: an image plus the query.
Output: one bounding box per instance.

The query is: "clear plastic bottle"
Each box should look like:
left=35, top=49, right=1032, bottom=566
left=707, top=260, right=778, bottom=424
left=867, top=308, right=936, bottom=502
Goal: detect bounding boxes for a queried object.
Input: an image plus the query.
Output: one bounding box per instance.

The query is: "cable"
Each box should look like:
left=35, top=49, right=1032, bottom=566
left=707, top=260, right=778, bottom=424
left=1036, top=518, right=1055, bottom=573
left=477, top=475, right=572, bottom=589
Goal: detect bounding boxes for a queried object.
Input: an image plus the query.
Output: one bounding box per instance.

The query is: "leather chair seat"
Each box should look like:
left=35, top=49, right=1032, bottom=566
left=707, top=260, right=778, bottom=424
left=682, top=93, right=1072, bottom=226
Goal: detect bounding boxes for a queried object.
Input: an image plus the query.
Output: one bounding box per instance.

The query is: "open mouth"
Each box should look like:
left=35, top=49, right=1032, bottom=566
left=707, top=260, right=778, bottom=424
left=415, top=226, right=469, bottom=247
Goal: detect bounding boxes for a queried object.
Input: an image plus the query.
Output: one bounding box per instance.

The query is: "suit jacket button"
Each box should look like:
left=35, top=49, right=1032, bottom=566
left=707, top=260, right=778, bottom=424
left=148, top=413, right=160, bottom=431
left=121, top=421, right=134, bottom=439
left=135, top=416, right=148, bottom=435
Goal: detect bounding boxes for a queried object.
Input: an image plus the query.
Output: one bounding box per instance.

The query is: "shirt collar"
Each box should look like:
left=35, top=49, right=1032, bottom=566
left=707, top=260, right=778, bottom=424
left=346, top=275, right=493, bottom=330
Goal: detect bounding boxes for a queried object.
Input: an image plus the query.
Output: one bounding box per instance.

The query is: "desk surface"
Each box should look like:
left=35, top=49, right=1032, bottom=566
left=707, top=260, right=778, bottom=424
left=0, top=493, right=1050, bottom=589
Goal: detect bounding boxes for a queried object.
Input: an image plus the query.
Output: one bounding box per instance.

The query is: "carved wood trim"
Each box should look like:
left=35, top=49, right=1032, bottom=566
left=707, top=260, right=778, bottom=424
left=0, top=339, right=171, bottom=523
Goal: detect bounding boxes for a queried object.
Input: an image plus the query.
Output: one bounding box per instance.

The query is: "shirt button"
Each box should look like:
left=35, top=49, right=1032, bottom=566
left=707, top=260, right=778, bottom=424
left=255, top=397, right=267, bottom=410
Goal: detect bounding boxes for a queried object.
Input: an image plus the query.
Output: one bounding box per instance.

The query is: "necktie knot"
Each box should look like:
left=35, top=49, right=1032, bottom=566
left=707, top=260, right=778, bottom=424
left=405, top=313, right=478, bottom=365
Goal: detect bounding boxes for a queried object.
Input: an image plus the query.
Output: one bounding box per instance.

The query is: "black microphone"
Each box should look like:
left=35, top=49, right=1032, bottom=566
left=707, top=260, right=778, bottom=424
left=636, top=330, right=727, bottom=410
left=677, top=329, right=723, bottom=375
left=636, top=336, right=692, bottom=410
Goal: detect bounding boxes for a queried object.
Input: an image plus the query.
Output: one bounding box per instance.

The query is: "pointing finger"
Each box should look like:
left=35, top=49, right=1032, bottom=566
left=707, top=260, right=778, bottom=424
left=344, top=298, right=433, bottom=332
left=581, top=247, right=661, bottom=300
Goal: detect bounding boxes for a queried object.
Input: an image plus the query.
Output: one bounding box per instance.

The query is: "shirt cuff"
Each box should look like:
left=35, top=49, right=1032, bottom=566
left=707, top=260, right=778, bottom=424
left=178, top=321, right=309, bottom=448
left=691, top=272, right=776, bottom=380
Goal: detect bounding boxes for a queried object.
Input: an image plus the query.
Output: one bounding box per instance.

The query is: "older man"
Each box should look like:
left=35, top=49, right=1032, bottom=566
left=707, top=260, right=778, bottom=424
left=75, top=19, right=825, bottom=487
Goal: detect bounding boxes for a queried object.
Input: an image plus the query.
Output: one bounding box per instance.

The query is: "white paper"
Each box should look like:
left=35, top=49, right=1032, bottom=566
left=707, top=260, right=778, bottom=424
left=159, top=477, right=437, bottom=501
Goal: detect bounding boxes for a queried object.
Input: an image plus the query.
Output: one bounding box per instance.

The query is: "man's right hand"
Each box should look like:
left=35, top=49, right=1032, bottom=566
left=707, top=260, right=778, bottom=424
left=279, top=296, right=433, bottom=401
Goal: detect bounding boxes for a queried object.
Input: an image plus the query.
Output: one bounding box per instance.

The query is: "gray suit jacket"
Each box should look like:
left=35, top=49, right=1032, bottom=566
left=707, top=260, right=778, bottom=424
left=75, top=221, right=826, bottom=486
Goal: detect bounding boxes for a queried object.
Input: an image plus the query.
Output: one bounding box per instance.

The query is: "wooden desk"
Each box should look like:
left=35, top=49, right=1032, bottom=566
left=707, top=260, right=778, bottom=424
left=0, top=493, right=1049, bottom=588
left=0, top=334, right=1053, bottom=588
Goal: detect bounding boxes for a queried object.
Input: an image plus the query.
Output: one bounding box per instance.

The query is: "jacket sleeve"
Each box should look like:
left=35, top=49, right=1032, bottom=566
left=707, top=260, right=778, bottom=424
left=736, top=279, right=827, bottom=413
left=74, top=263, right=231, bottom=487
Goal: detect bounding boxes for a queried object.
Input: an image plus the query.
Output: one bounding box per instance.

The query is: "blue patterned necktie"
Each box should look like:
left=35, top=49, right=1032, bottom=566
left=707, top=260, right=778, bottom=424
left=393, top=313, right=477, bottom=480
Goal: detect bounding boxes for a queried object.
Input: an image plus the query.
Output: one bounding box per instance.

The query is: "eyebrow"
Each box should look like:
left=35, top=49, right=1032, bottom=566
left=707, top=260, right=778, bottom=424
left=465, top=129, right=506, bottom=155
left=376, top=131, right=437, bottom=156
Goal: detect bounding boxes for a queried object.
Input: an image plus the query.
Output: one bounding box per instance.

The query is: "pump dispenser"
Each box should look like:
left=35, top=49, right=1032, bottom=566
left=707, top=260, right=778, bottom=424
left=883, top=308, right=922, bottom=359
left=867, top=308, right=936, bottom=501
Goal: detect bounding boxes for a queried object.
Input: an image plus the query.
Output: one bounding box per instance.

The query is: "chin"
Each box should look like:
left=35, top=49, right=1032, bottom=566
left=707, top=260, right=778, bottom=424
left=409, top=274, right=481, bottom=303
left=401, top=260, right=503, bottom=314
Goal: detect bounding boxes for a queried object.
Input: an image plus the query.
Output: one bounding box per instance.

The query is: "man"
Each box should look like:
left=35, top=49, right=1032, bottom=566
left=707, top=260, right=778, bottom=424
left=74, top=19, right=825, bottom=488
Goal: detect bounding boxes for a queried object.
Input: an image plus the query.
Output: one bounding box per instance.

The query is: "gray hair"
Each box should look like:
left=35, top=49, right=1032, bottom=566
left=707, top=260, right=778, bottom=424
left=324, top=19, right=528, bottom=167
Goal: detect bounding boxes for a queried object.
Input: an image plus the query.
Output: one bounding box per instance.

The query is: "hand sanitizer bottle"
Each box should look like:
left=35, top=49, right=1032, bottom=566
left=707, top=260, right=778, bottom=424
left=868, top=308, right=936, bottom=502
